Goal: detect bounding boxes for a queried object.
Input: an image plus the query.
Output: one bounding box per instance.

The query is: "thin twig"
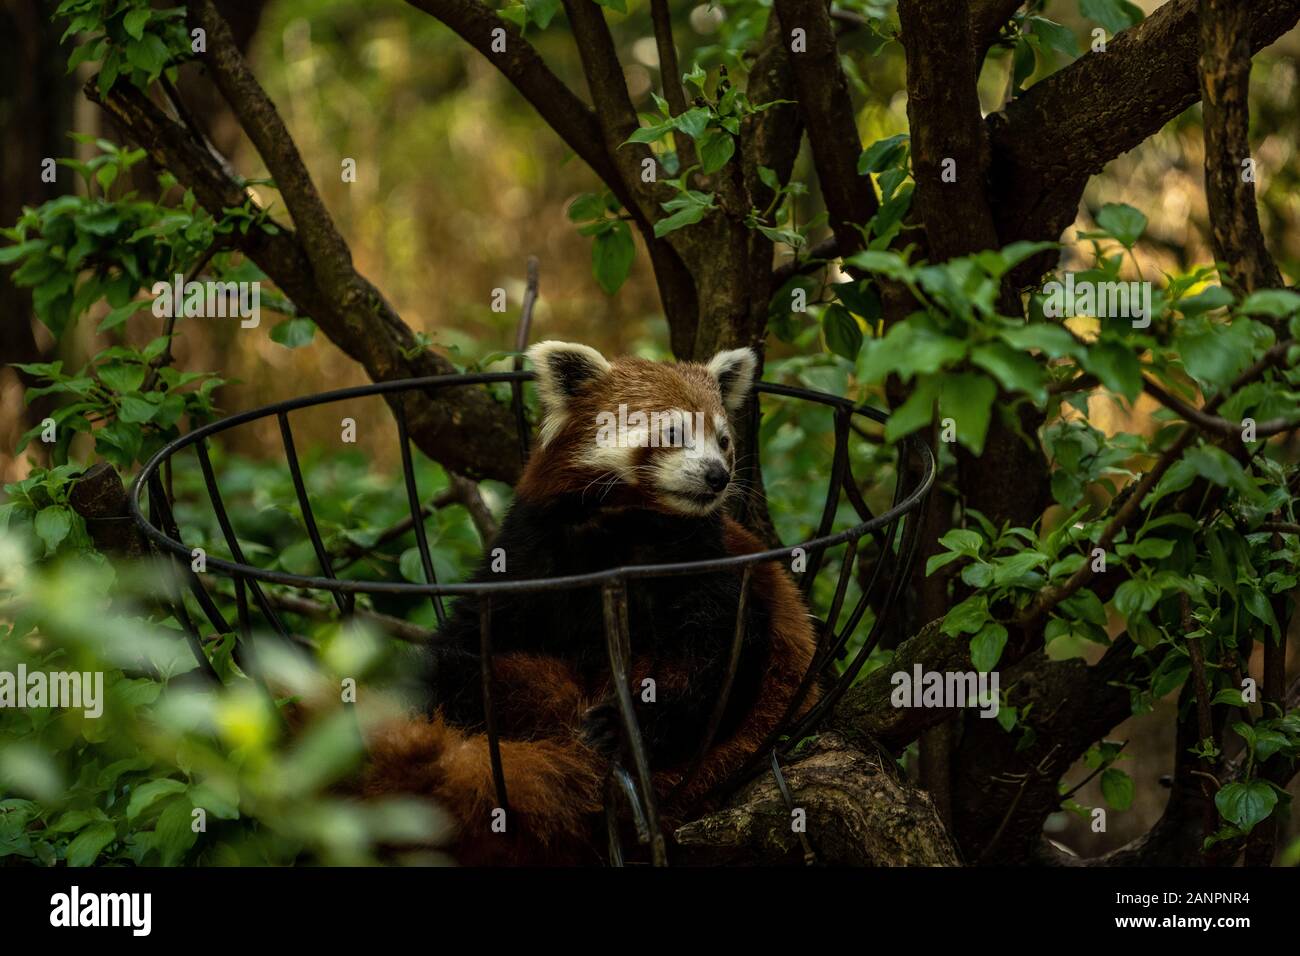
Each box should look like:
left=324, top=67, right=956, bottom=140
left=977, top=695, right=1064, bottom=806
left=649, top=0, right=696, bottom=168
left=1142, top=376, right=1298, bottom=439
left=514, top=257, right=540, bottom=357
left=213, top=584, right=434, bottom=644
left=1258, top=521, right=1300, bottom=535
left=335, top=477, right=497, bottom=569
left=1058, top=740, right=1130, bottom=802
left=140, top=243, right=221, bottom=392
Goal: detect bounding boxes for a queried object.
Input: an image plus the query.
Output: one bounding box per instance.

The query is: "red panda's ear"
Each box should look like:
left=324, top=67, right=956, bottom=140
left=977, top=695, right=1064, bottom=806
left=527, top=341, right=611, bottom=440
left=706, top=347, right=758, bottom=412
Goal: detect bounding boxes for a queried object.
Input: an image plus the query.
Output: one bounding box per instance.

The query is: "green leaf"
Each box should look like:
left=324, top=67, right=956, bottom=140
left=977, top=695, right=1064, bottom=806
left=567, top=193, right=606, bottom=222
left=992, top=550, right=1048, bottom=586
left=118, top=393, right=159, bottom=423
left=524, top=0, right=561, bottom=29
left=653, top=191, right=713, bottom=237
left=34, top=506, right=73, bottom=552
left=961, top=562, right=994, bottom=588
left=697, top=129, right=736, bottom=174
left=65, top=822, right=117, bottom=867
left=1238, top=288, right=1300, bottom=319
left=189, top=781, right=240, bottom=820
left=884, top=376, right=940, bottom=443
left=939, top=528, right=984, bottom=556
left=673, top=107, right=711, bottom=140
left=1253, top=729, right=1290, bottom=761
left=1125, top=537, right=1174, bottom=559
left=1030, top=17, right=1080, bottom=57
left=270, top=318, right=317, bottom=348
left=47, top=809, right=105, bottom=834
left=1177, top=320, right=1255, bottom=389
left=980, top=241, right=1058, bottom=280
left=821, top=304, right=863, bottom=360
left=939, top=372, right=998, bottom=454
left=1060, top=589, right=1108, bottom=627
left=1183, top=445, right=1262, bottom=500
left=125, top=32, right=170, bottom=77
left=999, top=323, right=1084, bottom=359
left=1082, top=340, right=1142, bottom=401
left=1211, top=688, right=1247, bottom=707
left=1215, top=781, right=1277, bottom=833
left=857, top=134, right=908, bottom=175
left=97, top=298, right=152, bottom=333
left=943, top=594, right=990, bottom=637
left=1113, top=578, right=1162, bottom=618
left=1100, top=768, right=1135, bottom=810
left=858, top=320, right=967, bottom=383
left=1178, top=286, right=1235, bottom=316
left=0, top=240, right=47, bottom=264
left=1012, top=35, right=1036, bottom=90
left=592, top=220, right=635, bottom=295
left=831, top=280, right=882, bottom=321
left=926, top=549, right=966, bottom=576
left=126, top=778, right=187, bottom=821
left=99, top=363, right=146, bottom=393
left=1241, top=587, right=1280, bottom=638
left=971, top=341, right=1046, bottom=401
left=625, top=121, right=675, bottom=145
left=154, top=797, right=199, bottom=866
left=969, top=622, right=1008, bottom=673
left=123, top=9, right=151, bottom=40
left=498, top=4, right=527, bottom=28
left=1079, top=0, right=1144, bottom=35
left=98, top=48, right=121, bottom=95
left=1094, top=202, right=1146, bottom=247
left=845, top=249, right=915, bottom=282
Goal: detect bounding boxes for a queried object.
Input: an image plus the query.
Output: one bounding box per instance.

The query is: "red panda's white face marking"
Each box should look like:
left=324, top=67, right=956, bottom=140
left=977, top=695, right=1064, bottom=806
left=521, top=342, right=757, bottom=516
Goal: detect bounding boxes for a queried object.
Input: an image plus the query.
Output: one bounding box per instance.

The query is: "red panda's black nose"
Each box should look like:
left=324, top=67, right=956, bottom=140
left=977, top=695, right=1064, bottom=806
left=705, top=463, right=730, bottom=493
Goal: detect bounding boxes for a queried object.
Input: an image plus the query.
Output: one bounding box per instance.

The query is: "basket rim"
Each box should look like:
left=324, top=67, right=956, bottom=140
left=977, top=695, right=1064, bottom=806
left=128, top=370, right=935, bottom=596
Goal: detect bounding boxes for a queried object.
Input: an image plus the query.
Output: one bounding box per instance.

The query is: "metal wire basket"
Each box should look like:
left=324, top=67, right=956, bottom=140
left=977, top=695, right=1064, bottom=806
left=128, top=370, right=935, bottom=865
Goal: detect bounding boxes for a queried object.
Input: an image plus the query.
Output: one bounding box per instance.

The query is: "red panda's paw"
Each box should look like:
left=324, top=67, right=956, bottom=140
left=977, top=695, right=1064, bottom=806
left=579, top=699, right=624, bottom=758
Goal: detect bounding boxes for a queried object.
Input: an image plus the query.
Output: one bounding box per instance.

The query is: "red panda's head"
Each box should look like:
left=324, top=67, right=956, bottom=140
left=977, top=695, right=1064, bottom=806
left=515, top=341, right=758, bottom=518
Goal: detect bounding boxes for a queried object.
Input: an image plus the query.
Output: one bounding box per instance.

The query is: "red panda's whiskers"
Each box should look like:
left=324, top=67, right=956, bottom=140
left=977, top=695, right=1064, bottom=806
left=579, top=470, right=619, bottom=503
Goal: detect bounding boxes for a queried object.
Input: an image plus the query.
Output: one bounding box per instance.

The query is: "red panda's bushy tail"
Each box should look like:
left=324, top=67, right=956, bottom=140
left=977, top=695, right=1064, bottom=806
left=363, top=713, right=606, bottom=865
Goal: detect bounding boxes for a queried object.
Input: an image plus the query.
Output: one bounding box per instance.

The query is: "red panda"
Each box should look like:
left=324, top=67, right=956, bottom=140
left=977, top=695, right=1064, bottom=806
left=363, top=342, right=819, bottom=864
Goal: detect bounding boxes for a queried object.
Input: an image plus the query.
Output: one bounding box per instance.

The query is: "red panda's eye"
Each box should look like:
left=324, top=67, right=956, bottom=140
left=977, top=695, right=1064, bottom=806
left=719, top=433, right=731, bottom=451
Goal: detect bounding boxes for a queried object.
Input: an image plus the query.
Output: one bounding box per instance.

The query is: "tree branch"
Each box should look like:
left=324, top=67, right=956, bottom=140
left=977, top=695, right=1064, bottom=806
left=561, top=0, right=666, bottom=221
left=649, top=0, right=696, bottom=167
left=1141, top=376, right=1299, bottom=438
left=191, top=0, right=358, bottom=300
left=897, top=0, right=1000, bottom=260
left=1198, top=0, right=1285, bottom=293
left=772, top=0, right=878, bottom=258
